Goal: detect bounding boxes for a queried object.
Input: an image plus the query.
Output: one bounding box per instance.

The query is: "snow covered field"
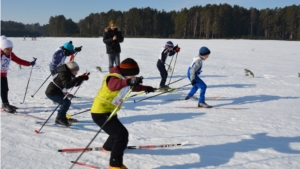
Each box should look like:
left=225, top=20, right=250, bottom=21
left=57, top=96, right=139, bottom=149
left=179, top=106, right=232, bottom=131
left=1, top=37, right=300, bottom=169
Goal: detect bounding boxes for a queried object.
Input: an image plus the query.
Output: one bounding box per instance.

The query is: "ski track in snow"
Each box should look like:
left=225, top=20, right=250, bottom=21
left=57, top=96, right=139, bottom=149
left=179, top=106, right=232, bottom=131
left=1, top=38, right=300, bottom=169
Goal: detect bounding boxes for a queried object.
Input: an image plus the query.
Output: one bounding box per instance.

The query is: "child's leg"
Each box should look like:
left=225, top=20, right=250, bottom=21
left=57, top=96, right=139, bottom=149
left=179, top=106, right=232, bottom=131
left=46, top=94, right=71, bottom=119
left=157, top=61, right=168, bottom=87
left=188, top=84, right=199, bottom=97
left=92, top=113, right=128, bottom=167
left=197, top=79, right=207, bottom=103
left=1, top=77, right=9, bottom=104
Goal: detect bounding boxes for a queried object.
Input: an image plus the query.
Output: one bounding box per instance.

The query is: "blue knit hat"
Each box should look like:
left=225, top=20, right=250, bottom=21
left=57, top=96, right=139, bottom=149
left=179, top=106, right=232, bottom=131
left=199, top=46, right=211, bottom=56
left=63, top=41, right=74, bottom=51
left=165, top=41, right=174, bottom=47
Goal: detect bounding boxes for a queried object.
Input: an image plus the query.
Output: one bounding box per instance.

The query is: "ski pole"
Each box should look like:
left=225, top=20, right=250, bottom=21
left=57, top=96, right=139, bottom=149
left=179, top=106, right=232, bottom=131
left=167, top=52, right=175, bottom=72
left=35, top=83, right=79, bottom=134
left=66, top=109, right=90, bottom=119
left=134, top=83, right=190, bottom=103
left=21, top=57, right=37, bottom=104
left=168, top=52, right=178, bottom=85
left=69, top=87, right=133, bottom=169
left=128, top=77, right=185, bottom=98
left=31, top=73, right=51, bottom=98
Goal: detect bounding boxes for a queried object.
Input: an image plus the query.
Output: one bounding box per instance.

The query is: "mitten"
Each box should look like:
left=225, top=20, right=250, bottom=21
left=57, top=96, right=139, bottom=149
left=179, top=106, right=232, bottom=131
left=126, top=77, right=143, bottom=87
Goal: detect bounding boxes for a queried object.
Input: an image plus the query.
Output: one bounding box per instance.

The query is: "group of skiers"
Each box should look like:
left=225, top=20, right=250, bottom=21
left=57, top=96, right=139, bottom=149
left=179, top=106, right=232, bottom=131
left=1, top=20, right=211, bottom=169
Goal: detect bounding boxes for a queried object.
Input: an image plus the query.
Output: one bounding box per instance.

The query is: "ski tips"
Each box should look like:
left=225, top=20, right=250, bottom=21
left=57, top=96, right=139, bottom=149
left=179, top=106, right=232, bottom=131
left=34, top=130, right=40, bottom=134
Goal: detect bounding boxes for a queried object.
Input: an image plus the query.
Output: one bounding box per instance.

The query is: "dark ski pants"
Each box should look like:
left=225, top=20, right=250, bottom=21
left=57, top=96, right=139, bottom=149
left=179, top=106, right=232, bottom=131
left=187, top=78, right=207, bottom=103
left=108, top=53, right=120, bottom=71
left=46, top=93, right=71, bottom=119
left=91, top=113, right=128, bottom=167
left=1, top=77, right=9, bottom=104
left=157, top=60, right=168, bottom=87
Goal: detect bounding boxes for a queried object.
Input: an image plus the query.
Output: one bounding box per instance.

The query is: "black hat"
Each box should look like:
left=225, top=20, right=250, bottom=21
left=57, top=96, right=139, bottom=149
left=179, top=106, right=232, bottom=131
left=119, top=58, right=140, bottom=76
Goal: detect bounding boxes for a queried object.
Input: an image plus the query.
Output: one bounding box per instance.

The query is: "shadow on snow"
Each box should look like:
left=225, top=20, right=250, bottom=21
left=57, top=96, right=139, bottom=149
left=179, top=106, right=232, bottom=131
left=126, top=133, right=300, bottom=169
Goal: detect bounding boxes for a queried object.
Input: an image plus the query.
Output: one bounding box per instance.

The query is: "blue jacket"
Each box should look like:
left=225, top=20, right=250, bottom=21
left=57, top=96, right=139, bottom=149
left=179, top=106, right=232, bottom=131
left=187, top=55, right=203, bottom=81
left=49, top=47, right=75, bottom=71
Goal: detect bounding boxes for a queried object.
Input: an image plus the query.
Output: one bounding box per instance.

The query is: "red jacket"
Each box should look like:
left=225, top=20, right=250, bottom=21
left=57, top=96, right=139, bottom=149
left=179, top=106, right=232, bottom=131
left=108, top=66, right=148, bottom=92
left=1, top=50, right=31, bottom=77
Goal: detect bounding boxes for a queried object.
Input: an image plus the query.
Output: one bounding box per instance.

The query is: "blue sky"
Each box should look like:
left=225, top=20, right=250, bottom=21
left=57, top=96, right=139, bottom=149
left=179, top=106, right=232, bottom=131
left=1, top=0, right=299, bottom=25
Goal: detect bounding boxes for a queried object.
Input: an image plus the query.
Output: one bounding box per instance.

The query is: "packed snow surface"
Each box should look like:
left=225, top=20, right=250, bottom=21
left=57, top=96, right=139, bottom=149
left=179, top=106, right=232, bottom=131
left=1, top=38, right=300, bottom=169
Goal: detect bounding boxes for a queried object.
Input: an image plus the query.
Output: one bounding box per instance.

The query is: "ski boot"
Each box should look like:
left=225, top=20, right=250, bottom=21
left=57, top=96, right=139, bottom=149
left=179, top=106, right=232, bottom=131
left=198, top=102, right=213, bottom=108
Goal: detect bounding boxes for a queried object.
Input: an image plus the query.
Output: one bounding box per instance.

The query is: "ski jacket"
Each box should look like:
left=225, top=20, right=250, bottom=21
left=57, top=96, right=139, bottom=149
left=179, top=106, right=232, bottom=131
left=45, top=64, right=81, bottom=95
left=49, top=47, right=75, bottom=71
left=91, top=66, right=147, bottom=114
left=1, top=50, right=31, bottom=77
left=103, top=27, right=124, bottom=54
left=187, top=55, right=203, bottom=81
left=158, top=48, right=176, bottom=65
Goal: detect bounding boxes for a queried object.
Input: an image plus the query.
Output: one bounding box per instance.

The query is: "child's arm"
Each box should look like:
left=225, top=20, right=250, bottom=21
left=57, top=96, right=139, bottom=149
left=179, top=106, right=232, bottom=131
left=189, top=59, right=202, bottom=81
left=60, top=74, right=81, bottom=89
left=10, top=52, right=31, bottom=66
left=107, top=76, right=147, bottom=92
left=107, top=76, right=128, bottom=91
left=168, top=50, right=176, bottom=56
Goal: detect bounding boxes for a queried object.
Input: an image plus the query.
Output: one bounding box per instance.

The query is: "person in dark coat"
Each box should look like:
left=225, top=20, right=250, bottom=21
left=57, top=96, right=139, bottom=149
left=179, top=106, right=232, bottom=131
left=45, top=61, right=89, bottom=126
left=103, top=20, right=124, bottom=71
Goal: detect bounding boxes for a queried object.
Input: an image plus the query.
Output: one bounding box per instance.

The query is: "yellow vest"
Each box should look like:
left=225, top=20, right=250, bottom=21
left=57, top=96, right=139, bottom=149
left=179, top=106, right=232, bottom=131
left=91, top=73, right=123, bottom=114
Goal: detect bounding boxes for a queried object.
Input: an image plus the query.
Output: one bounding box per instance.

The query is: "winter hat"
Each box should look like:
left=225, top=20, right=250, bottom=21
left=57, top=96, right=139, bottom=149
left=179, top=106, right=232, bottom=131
left=119, top=58, right=140, bottom=76
left=1, top=35, right=7, bottom=40
left=63, top=41, right=74, bottom=51
left=0, top=38, right=14, bottom=49
left=165, top=41, right=174, bottom=47
left=66, top=61, right=79, bottom=71
left=199, top=46, right=211, bottom=56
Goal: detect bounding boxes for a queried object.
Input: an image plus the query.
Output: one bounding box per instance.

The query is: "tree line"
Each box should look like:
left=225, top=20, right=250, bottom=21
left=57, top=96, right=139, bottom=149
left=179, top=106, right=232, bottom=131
left=1, top=4, right=300, bottom=40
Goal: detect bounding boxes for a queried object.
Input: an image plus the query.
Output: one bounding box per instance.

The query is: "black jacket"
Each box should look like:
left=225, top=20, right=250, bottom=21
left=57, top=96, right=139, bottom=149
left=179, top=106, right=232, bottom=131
left=45, top=64, right=81, bottom=95
left=103, top=27, right=124, bottom=54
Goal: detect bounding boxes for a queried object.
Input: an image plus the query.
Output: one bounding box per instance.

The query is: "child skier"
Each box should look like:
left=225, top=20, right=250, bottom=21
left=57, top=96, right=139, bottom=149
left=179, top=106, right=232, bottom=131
left=49, top=41, right=82, bottom=75
left=1, top=36, right=36, bottom=113
left=45, top=61, right=89, bottom=126
left=157, top=41, right=180, bottom=89
left=185, top=46, right=212, bottom=108
left=91, top=58, right=155, bottom=169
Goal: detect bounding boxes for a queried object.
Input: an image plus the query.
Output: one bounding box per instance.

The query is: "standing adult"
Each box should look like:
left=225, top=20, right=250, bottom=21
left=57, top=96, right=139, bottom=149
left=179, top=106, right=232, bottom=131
left=103, top=20, right=124, bottom=72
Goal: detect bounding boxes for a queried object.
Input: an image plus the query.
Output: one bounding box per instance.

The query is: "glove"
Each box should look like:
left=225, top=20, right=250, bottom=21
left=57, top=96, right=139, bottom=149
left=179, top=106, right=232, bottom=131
left=191, top=79, right=197, bottom=85
left=30, top=58, right=37, bottom=66
left=145, top=86, right=155, bottom=93
left=50, top=69, right=57, bottom=76
left=30, top=61, right=36, bottom=66
left=74, top=46, right=82, bottom=52
left=78, top=73, right=89, bottom=81
left=173, top=45, right=180, bottom=52
left=126, top=77, right=143, bottom=87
